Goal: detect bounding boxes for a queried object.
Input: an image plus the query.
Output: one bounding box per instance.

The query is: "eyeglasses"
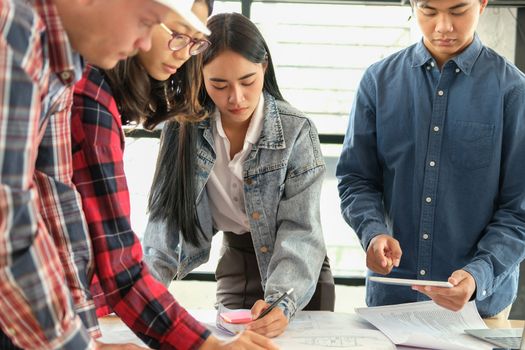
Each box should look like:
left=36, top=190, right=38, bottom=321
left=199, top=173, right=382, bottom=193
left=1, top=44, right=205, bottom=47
left=160, top=23, right=210, bottom=56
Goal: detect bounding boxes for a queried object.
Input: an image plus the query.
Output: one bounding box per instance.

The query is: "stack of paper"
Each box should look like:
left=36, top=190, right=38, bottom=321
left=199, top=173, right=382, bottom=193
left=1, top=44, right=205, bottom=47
left=355, top=301, right=494, bottom=350
left=209, top=308, right=396, bottom=349
left=215, top=303, right=249, bottom=335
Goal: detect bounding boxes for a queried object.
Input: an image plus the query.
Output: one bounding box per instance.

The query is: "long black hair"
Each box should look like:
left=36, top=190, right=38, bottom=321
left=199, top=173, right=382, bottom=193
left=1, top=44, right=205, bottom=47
left=148, top=12, right=283, bottom=245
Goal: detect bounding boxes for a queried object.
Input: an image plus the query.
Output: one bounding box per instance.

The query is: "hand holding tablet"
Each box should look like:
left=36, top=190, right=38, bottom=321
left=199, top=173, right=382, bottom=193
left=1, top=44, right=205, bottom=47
left=369, top=276, right=454, bottom=288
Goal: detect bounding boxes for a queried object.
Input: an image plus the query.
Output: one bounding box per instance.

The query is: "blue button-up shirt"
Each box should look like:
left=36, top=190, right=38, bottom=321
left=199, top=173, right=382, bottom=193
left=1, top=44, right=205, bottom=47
left=336, top=35, right=525, bottom=317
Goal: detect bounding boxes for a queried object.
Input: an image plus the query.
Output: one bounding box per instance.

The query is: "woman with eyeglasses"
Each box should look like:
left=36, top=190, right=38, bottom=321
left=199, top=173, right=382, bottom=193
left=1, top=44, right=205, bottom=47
left=143, top=12, right=335, bottom=339
left=70, top=2, right=277, bottom=349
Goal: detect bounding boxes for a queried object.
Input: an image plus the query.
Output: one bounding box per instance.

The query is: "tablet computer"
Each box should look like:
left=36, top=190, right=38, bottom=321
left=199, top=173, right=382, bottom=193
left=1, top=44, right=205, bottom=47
left=368, top=276, right=453, bottom=288
left=465, top=327, right=525, bottom=349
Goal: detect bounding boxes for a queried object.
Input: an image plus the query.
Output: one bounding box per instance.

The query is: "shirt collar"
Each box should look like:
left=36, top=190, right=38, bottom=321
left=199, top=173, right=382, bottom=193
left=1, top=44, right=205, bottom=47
left=204, top=92, right=286, bottom=150
left=450, top=34, right=483, bottom=75
left=34, top=0, right=78, bottom=85
left=412, top=39, right=434, bottom=68
left=214, top=93, right=265, bottom=146
left=411, top=33, right=483, bottom=75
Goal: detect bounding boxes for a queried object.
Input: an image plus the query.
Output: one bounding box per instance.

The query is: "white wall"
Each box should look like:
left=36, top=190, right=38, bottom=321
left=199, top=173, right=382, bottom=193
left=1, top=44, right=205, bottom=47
left=478, top=7, right=517, bottom=62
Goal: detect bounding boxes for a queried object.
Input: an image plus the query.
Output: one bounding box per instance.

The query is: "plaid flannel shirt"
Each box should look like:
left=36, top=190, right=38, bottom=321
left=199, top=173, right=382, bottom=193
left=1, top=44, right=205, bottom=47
left=0, top=0, right=98, bottom=349
left=71, top=65, right=210, bottom=349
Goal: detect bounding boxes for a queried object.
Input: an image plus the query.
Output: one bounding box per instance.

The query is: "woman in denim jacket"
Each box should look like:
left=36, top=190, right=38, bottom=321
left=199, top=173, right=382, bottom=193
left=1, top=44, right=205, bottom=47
left=143, top=12, right=335, bottom=337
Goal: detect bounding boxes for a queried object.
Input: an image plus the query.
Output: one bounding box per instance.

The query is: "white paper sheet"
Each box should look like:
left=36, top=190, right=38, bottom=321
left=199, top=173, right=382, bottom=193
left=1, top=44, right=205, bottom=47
left=100, top=307, right=495, bottom=349
left=355, top=301, right=494, bottom=350
left=98, top=315, right=147, bottom=346
left=193, top=310, right=396, bottom=349
left=272, top=311, right=395, bottom=349
left=275, top=328, right=395, bottom=350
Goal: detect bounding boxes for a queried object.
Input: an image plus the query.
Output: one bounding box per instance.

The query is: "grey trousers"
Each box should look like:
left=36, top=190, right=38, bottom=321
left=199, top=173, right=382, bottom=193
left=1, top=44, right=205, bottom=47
left=216, top=231, right=335, bottom=311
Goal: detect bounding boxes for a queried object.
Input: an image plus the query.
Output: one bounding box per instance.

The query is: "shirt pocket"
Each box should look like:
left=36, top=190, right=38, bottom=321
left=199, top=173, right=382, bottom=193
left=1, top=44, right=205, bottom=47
left=449, top=120, right=495, bottom=170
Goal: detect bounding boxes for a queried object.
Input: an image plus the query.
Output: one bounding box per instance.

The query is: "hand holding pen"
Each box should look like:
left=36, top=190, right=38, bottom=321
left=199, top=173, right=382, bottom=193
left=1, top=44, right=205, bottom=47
left=256, top=288, right=294, bottom=320
left=246, top=288, right=294, bottom=338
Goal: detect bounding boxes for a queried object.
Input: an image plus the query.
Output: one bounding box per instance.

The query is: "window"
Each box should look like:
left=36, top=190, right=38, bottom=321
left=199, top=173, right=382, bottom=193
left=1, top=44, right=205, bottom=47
left=252, top=3, right=414, bottom=136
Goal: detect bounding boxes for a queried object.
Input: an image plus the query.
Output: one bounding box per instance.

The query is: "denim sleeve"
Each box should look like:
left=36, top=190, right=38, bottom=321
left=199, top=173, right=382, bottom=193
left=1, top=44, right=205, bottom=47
left=142, top=219, right=182, bottom=286
left=264, top=119, right=326, bottom=319
left=463, top=85, right=525, bottom=300
left=336, top=70, right=389, bottom=251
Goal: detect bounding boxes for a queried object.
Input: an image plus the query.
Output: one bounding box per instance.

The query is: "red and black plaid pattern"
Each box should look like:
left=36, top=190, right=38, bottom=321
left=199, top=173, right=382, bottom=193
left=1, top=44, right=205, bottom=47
left=0, top=1, right=96, bottom=348
left=71, top=65, right=210, bottom=349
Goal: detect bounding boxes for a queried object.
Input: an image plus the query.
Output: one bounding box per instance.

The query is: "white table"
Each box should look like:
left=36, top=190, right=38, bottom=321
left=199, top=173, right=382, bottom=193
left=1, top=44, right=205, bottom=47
left=99, top=310, right=396, bottom=349
left=98, top=309, right=524, bottom=349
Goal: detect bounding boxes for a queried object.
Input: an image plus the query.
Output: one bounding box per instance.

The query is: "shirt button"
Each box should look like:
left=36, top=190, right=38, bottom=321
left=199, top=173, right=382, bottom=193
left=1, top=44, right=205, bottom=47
left=232, top=183, right=237, bottom=188
left=233, top=197, right=239, bottom=202
left=245, top=178, right=253, bottom=185
left=252, top=212, right=260, bottom=220
left=430, top=62, right=435, bottom=67
left=420, top=269, right=426, bottom=276
left=433, top=126, right=440, bottom=132
left=482, top=290, right=487, bottom=296
left=438, top=90, right=444, bottom=96
left=426, top=66, right=431, bottom=70
left=455, top=68, right=461, bottom=73
left=429, top=161, right=436, bottom=167
left=260, top=246, right=269, bottom=253
left=425, top=197, right=432, bottom=203
left=60, top=71, right=71, bottom=81
left=422, top=233, right=429, bottom=240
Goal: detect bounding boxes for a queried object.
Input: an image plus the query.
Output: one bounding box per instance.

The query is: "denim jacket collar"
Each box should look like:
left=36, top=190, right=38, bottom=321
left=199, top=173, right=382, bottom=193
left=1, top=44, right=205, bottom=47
left=257, top=92, right=285, bottom=150
left=411, top=33, right=483, bottom=76
left=198, top=91, right=286, bottom=151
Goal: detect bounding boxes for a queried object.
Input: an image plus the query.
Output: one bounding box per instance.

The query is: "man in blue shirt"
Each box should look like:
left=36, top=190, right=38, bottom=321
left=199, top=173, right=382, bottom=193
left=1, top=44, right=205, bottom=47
left=336, top=0, right=525, bottom=318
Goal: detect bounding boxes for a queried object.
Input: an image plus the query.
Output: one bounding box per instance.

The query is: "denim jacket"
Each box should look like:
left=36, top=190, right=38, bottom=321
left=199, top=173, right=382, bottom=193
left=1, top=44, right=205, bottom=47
left=143, top=92, right=327, bottom=318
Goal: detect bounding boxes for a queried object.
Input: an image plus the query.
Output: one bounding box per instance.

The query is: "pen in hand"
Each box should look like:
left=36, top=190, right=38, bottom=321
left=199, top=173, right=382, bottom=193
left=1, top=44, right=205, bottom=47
left=256, top=288, right=294, bottom=320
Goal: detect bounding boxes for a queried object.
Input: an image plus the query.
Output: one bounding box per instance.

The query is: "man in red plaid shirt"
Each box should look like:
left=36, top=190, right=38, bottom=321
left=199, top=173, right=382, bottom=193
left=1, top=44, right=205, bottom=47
left=0, top=0, right=219, bottom=349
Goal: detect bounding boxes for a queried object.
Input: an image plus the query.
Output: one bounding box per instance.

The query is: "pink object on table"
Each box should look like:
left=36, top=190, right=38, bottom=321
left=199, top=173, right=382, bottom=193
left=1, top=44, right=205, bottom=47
left=220, top=310, right=253, bottom=324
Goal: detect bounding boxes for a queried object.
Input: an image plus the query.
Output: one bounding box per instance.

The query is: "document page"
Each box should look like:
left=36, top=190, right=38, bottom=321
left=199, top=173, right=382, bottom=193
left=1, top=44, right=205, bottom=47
left=275, top=328, right=396, bottom=350
left=193, top=309, right=397, bottom=349
left=98, top=315, right=147, bottom=346
left=355, top=301, right=493, bottom=350
left=278, top=311, right=395, bottom=350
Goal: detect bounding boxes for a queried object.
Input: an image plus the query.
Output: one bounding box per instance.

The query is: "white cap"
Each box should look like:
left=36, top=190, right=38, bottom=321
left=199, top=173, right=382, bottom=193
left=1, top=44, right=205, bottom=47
left=154, top=0, right=211, bottom=35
